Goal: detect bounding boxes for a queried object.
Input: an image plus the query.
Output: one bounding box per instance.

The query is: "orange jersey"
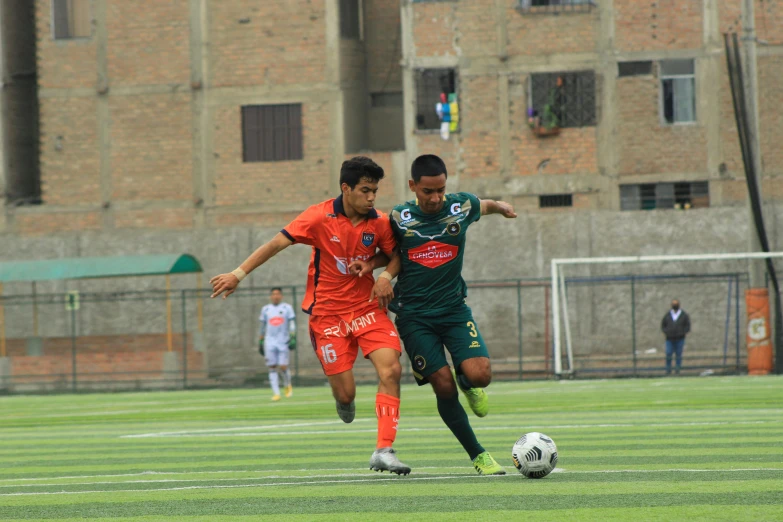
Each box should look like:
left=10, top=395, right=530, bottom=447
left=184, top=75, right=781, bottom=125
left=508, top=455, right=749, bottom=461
left=281, top=195, right=396, bottom=316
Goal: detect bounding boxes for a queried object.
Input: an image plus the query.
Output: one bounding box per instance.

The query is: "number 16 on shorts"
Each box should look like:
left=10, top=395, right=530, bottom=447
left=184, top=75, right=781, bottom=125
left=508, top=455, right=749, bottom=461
left=320, top=344, right=338, bottom=364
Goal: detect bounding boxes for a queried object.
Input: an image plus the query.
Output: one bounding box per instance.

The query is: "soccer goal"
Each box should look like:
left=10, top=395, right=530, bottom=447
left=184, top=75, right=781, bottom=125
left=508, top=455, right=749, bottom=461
left=551, top=252, right=783, bottom=376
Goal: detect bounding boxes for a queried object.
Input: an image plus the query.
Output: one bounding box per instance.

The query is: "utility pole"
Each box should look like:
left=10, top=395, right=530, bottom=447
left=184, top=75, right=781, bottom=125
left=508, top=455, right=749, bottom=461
left=742, top=0, right=764, bottom=287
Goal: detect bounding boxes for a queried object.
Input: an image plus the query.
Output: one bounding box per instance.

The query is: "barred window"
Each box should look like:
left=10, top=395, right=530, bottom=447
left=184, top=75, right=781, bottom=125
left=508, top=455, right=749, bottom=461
left=618, top=61, right=653, bottom=77
left=415, top=69, right=458, bottom=131
left=242, top=104, right=303, bottom=162
left=539, top=194, right=573, bottom=208
left=529, top=71, right=596, bottom=128
left=52, top=0, right=91, bottom=39
left=620, top=182, right=709, bottom=211
left=517, top=0, right=594, bottom=14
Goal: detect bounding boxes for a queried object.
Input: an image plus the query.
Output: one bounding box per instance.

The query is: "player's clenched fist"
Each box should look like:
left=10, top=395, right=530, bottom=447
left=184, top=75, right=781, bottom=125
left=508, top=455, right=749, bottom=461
left=210, top=273, right=240, bottom=299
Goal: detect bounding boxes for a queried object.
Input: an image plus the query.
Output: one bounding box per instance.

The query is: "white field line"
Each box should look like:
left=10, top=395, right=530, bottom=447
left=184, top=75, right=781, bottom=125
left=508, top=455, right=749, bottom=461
left=120, top=419, right=372, bottom=438
left=2, top=467, right=783, bottom=496
left=6, top=466, right=783, bottom=487
left=119, top=419, right=776, bottom=439
left=3, top=467, right=783, bottom=490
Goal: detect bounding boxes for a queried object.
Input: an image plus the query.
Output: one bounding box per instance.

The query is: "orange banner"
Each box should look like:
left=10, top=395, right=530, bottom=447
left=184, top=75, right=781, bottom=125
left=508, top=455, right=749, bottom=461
left=745, top=288, right=774, bottom=375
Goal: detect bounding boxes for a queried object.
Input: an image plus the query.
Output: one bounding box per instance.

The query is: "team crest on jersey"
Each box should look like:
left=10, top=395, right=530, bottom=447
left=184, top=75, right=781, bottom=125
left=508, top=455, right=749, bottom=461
left=447, top=223, right=461, bottom=236
left=414, top=355, right=427, bottom=370
left=362, top=232, right=375, bottom=247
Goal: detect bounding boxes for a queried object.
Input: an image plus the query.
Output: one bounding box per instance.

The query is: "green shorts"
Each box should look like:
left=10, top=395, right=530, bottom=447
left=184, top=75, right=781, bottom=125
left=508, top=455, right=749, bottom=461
left=395, top=304, right=489, bottom=386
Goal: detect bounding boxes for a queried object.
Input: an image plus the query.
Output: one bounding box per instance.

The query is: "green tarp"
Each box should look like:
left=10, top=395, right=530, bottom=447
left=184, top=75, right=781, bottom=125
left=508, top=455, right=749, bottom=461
left=0, top=254, right=202, bottom=283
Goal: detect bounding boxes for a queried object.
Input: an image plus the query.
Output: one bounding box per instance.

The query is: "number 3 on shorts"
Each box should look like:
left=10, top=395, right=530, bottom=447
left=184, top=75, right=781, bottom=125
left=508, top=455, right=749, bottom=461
left=320, top=344, right=338, bottom=364
left=466, top=321, right=478, bottom=338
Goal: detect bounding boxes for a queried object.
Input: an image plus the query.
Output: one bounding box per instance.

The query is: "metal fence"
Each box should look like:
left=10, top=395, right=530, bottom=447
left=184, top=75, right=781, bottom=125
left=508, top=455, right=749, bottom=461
left=0, top=274, right=754, bottom=393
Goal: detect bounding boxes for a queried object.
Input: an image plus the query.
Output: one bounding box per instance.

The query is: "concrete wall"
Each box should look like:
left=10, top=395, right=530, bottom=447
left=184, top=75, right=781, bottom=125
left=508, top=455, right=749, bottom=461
left=1, top=204, right=778, bottom=379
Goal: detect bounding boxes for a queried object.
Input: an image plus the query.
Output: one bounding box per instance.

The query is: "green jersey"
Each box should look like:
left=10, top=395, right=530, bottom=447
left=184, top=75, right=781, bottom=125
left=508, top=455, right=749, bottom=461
left=388, top=192, right=481, bottom=317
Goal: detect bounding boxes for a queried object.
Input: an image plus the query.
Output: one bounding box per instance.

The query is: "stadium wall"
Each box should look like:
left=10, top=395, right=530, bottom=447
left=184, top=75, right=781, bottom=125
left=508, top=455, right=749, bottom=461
left=1, top=205, right=780, bottom=382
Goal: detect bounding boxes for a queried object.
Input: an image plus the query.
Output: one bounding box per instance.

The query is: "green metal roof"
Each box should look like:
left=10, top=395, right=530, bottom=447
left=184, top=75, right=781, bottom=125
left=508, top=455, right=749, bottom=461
left=0, top=254, right=202, bottom=283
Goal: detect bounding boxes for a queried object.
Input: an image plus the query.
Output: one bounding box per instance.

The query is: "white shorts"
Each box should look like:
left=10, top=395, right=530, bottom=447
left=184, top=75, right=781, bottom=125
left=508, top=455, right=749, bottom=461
left=265, top=344, right=290, bottom=367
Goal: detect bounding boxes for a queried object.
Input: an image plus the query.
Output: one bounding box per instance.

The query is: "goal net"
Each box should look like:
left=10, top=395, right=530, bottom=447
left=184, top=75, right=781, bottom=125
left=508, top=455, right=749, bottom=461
left=551, top=252, right=783, bottom=377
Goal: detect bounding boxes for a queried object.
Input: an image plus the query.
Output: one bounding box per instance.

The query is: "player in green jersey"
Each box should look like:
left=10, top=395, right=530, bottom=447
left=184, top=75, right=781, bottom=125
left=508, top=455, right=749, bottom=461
left=355, top=154, right=517, bottom=475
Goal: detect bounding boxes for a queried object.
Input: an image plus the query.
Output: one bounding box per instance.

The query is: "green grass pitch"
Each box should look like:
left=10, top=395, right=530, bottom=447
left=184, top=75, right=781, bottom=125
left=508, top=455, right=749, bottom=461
left=1, top=376, right=782, bottom=521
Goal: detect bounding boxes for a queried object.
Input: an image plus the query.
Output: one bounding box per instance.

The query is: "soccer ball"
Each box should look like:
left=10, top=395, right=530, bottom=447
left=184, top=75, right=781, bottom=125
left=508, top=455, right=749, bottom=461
left=511, top=432, right=558, bottom=479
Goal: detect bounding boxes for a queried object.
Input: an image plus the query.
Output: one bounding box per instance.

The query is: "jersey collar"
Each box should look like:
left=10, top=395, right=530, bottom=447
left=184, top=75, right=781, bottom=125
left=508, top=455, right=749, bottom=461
left=334, top=194, right=379, bottom=219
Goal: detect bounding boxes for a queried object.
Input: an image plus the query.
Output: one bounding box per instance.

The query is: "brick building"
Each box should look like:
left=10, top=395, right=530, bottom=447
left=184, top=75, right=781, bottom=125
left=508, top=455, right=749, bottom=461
left=0, top=1, right=782, bottom=389
left=0, top=0, right=780, bottom=234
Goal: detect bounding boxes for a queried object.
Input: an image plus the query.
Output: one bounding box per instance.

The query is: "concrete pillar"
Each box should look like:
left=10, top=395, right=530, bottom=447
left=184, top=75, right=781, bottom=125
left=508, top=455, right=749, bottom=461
left=0, top=357, right=10, bottom=391
left=163, top=351, right=181, bottom=388
left=95, top=0, right=113, bottom=229
left=189, top=0, right=210, bottom=228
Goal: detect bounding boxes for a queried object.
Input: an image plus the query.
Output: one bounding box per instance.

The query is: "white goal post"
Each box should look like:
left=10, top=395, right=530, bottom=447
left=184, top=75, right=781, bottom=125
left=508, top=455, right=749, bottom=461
left=551, top=252, right=783, bottom=376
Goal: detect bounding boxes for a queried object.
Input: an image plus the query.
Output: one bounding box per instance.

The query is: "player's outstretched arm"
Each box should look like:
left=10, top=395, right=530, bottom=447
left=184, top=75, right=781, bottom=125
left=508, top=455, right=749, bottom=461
left=210, top=233, right=293, bottom=299
left=480, top=199, right=517, bottom=218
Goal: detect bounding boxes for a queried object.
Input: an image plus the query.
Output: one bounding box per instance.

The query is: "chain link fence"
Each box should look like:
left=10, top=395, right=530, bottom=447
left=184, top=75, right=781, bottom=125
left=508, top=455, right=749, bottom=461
left=0, top=276, right=755, bottom=393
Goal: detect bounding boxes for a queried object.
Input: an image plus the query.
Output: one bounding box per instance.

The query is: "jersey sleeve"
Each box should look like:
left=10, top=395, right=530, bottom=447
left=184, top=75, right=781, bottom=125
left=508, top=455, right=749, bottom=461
left=281, top=207, right=320, bottom=246
left=285, top=304, right=296, bottom=321
left=259, top=306, right=266, bottom=322
left=389, top=207, right=404, bottom=242
left=376, top=215, right=397, bottom=257
left=462, top=193, right=481, bottom=225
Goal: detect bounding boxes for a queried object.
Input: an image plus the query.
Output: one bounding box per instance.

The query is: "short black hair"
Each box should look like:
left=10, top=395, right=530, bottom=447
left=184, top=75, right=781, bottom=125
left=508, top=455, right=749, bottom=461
left=411, top=154, right=448, bottom=182
left=340, top=156, right=385, bottom=189
left=270, top=287, right=282, bottom=293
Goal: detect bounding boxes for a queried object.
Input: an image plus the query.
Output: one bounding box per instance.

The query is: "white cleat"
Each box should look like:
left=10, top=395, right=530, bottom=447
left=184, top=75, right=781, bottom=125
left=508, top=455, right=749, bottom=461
left=335, top=400, right=355, bottom=423
left=369, top=447, right=411, bottom=476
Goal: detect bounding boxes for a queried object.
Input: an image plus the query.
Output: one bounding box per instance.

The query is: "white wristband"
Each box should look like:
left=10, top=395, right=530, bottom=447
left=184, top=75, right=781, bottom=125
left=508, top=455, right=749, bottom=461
left=379, top=271, right=394, bottom=281
left=231, top=268, right=247, bottom=282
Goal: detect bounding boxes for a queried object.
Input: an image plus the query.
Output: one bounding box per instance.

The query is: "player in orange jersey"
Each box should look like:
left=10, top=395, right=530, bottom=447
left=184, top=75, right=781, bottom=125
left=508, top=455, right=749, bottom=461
left=210, top=156, right=410, bottom=475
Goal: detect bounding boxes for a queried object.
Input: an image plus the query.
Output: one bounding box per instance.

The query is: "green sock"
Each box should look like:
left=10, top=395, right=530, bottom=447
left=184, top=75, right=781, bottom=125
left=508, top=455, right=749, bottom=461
left=456, top=373, right=474, bottom=391
left=436, top=395, right=485, bottom=460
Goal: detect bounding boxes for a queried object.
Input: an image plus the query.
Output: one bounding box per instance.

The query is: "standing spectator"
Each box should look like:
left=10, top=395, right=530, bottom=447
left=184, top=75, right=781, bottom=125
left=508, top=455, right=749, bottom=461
left=661, top=299, right=691, bottom=375
left=259, top=287, right=297, bottom=400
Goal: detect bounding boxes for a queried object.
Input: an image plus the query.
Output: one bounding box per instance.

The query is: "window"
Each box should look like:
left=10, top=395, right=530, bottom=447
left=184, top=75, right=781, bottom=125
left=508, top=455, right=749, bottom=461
left=52, top=0, right=91, bottom=39
left=371, top=92, right=403, bottom=108
left=539, top=194, right=573, bottom=208
left=415, top=69, right=457, bottom=131
left=660, top=59, right=696, bottom=124
left=529, top=71, right=596, bottom=128
left=618, top=61, right=653, bottom=77
left=620, top=181, right=708, bottom=211
left=517, top=0, right=594, bottom=13
left=241, top=104, right=303, bottom=162
left=339, top=0, right=361, bottom=40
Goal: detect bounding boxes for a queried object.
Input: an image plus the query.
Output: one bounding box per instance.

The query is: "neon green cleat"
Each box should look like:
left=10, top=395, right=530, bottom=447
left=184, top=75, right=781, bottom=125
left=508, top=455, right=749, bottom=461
left=453, top=369, right=488, bottom=417
left=472, top=451, right=506, bottom=475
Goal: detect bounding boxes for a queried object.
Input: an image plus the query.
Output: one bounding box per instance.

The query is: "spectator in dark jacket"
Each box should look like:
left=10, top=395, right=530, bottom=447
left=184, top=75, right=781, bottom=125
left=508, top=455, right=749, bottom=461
left=661, top=299, right=691, bottom=375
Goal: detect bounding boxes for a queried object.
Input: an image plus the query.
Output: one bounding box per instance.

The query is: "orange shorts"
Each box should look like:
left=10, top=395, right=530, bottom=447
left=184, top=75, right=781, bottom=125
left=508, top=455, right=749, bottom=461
left=308, top=309, right=402, bottom=376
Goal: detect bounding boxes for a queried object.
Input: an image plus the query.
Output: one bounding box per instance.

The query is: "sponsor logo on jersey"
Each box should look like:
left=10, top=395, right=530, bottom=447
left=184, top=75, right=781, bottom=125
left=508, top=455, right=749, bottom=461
left=414, top=355, right=427, bottom=370
left=269, top=316, right=285, bottom=327
left=447, top=222, right=461, bottom=236
left=333, top=254, right=372, bottom=275
left=330, top=235, right=341, bottom=242
left=362, top=232, right=375, bottom=247
left=323, top=311, right=378, bottom=338
left=408, top=241, right=459, bottom=269
left=469, top=340, right=481, bottom=348
left=400, top=208, right=413, bottom=224
left=450, top=202, right=462, bottom=215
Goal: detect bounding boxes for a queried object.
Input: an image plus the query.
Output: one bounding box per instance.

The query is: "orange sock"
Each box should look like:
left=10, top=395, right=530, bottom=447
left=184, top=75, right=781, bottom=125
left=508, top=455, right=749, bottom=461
left=375, top=393, right=400, bottom=449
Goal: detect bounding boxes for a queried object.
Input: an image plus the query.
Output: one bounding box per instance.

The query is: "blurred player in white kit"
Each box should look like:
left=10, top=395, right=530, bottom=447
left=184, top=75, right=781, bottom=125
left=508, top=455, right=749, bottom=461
left=258, top=287, right=297, bottom=401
